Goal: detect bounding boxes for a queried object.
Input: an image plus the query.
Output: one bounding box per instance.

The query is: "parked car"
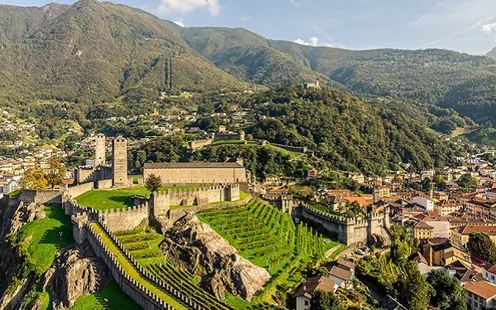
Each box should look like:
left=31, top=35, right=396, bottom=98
left=354, top=249, right=365, bottom=255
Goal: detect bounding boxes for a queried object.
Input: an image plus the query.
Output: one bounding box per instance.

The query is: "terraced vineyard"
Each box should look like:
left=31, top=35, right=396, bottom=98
left=115, top=229, right=233, bottom=310
left=196, top=199, right=340, bottom=304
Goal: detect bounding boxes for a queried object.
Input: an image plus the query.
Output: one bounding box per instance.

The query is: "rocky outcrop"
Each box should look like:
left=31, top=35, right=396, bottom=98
left=161, top=214, right=271, bottom=301
left=0, top=197, right=45, bottom=301
left=42, top=241, right=110, bottom=309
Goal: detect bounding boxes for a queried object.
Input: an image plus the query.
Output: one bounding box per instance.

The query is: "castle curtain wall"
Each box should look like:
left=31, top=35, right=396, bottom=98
left=144, top=167, right=247, bottom=185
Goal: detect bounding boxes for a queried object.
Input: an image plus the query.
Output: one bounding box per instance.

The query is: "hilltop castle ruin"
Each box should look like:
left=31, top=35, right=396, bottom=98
left=74, top=134, right=248, bottom=188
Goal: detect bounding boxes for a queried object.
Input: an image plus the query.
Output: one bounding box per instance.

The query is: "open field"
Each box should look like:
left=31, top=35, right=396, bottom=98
left=17, top=205, right=74, bottom=275
left=197, top=199, right=342, bottom=304
left=70, top=280, right=141, bottom=310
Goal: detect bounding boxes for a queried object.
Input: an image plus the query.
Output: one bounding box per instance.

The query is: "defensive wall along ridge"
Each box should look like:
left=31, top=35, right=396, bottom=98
left=79, top=215, right=224, bottom=310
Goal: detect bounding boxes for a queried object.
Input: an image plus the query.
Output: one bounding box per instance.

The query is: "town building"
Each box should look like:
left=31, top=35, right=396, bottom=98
left=464, top=280, right=496, bottom=310
left=293, top=276, right=338, bottom=310
left=327, top=259, right=355, bottom=289
left=450, top=225, right=496, bottom=247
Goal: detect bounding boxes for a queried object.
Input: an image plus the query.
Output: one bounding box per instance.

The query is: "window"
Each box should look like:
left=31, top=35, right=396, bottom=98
left=304, top=300, right=309, bottom=306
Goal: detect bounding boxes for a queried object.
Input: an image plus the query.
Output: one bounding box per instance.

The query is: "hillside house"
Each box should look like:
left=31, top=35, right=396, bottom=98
left=293, top=276, right=338, bottom=310
left=327, top=259, right=355, bottom=289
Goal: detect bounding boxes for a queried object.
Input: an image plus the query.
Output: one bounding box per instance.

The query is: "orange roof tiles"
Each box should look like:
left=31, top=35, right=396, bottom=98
left=464, top=281, right=496, bottom=299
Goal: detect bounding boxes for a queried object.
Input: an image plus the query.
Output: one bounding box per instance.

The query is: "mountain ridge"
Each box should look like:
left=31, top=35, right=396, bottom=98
left=2, top=0, right=496, bottom=123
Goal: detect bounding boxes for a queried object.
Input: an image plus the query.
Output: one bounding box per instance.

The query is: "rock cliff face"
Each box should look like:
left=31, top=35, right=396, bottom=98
left=43, top=241, right=110, bottom=309
left=161, top=214, right=271, bottom=301
left=0, top=197, right=48, bottom=309
left=0, top=197, right=45, bottom=294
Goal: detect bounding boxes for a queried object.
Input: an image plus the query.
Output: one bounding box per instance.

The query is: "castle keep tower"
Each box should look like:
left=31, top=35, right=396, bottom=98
left=95, top=134, right=106, bottom=166
left=112, top=136, right=128, bottom=188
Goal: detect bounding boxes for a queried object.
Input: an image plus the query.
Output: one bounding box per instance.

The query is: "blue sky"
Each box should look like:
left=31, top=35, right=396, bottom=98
left=2, top=0, right=496, bottom=55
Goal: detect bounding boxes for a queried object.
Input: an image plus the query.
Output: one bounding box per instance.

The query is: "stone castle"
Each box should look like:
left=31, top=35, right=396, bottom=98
left=75, top=134, right=248, bottom=188
left=74, top=134, right=128, bottom=189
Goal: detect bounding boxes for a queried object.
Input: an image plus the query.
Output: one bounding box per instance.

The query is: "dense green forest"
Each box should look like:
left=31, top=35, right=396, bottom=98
left=122, top=87, right=459, bottom=176
left=242, top=87, right=457, bottom=174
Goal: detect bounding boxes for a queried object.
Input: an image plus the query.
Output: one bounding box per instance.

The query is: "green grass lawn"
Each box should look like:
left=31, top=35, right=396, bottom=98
left=9, top=189, right=21, bottom=198
left=76, top=186, right=244, bottom=210
left=17, top=205, right=74, bottom=275
left=76, top=186, right=204, bottom=210
left=71, top=280, right=141, bottom=310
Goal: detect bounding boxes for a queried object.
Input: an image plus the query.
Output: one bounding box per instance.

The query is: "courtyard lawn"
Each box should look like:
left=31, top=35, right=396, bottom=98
left=75, top=187, right=150, bottom=210
left=17, top=205, right=74, bottom=275
left=75, top=185, right=203, bottom=210
left=70, top=280, right=141, bottom=310
left=75, top=185, right=238, bottom=210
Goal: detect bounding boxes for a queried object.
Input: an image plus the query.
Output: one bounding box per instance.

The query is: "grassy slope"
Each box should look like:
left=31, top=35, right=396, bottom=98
left=464, top=127, right=496, bottom=146
left=90, top=223, right=186, bottom=309
left=70, top=280, right=141, bottom=310
left=197, top=200, right=341, bottom=305
left=17, top=205, right=74, bottom=275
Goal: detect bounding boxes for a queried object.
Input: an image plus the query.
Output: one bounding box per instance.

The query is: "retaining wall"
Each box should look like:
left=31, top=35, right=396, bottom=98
left=100, top=205, right=149, bottom=232
left=97, top=179, right=113, bottom=189
left=65, top=182, right=94, bottom=198
left=19, top=190, right=62, bottom=205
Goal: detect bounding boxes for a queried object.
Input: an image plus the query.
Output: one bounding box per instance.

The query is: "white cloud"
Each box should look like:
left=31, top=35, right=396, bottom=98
left=294, top=37, right=345, bottom=49
left=157, top=0, right=220, bottom=16
left=482, top=23, right=496, bottom=38
left=173, top=19, right=185, bottom=27
left=295, top=36, right=319, bottom=46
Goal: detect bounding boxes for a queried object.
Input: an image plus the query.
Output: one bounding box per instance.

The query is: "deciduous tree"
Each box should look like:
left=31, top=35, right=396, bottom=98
left=45, top=156, right=66, bottom=190
left=395, top=261, right=432, bottom=310
left=311, top=290, right=343, bottom=310
left=145, top=174, right=162, bottom=192
left=427, top=269, right=467, bottom=310
left=467, top=232, right=496, bottom=263
left=20, top=166, right=48, bottom=190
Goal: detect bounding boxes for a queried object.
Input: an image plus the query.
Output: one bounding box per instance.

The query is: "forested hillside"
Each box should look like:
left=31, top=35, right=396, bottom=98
left=241, top=87, right=457, bottom=174
left=178, top=28, right=496, bottom=124
left=3, top=0, right=496, bottom=125
left=0, top=0, right=249, bottom=104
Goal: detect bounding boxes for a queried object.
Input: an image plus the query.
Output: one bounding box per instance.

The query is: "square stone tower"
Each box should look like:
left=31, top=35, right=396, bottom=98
left=95, top=134, right=106, bottom=166
left=112, top=136, right=128, bottom=188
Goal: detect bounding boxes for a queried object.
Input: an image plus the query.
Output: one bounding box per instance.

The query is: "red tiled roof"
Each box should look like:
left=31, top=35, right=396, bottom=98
left=329, top=266, right=353, bottom=280
left=336, top=258, right=355, bottom=271
left=455, top=225, right=496, bottom=236
left=293, top=276, right=337, bottom=298
left=343, top=196, right=368, bottom=207
left=464, top=281, right=496, bottom=299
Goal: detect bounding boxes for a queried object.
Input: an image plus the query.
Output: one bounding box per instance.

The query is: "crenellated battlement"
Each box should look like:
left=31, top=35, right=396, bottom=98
left=298, top=204, right=390, bottom=246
